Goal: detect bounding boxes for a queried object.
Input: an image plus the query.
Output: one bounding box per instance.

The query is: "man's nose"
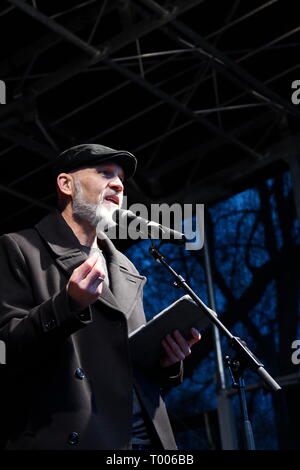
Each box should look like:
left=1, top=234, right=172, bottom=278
left=108, top=176, right=124, bottom=193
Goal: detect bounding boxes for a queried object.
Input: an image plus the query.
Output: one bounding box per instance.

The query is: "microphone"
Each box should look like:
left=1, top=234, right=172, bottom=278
left=113, top=209, right=186, bottom=245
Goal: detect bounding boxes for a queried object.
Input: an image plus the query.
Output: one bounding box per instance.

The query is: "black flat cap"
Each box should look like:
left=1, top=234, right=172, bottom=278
left=53, top=143, right=137, bottom=180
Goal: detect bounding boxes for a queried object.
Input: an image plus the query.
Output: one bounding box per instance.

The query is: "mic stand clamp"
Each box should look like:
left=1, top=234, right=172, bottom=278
left=225, top=354, right=256, bottom=450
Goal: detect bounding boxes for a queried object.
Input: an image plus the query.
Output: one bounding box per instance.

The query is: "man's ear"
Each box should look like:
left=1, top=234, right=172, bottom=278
left=57, top=173, right=74, bottom=197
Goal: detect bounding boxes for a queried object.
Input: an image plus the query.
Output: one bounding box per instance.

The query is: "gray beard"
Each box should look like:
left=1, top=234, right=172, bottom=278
left=72, top=179, right=116, bottom=231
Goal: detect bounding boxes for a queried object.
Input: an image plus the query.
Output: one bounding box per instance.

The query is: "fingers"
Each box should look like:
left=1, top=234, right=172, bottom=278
left=187, top=327, right=201, bottom=347
left=73, top=251, right=100, bottom=282
left=82, top=256, right=106, bottom=288
left=170, top=330, right=192, bottom=357
left=163, top=333, right=188, bottom=362
left=72, top=252, right=106, bottom=286
left=161, top=328, right=202, bottom=367
left=165, top=329, right=201, bottom=354
left=161, top=338, right=181, bottom=366
left=67, top=252, right=106, bottom=309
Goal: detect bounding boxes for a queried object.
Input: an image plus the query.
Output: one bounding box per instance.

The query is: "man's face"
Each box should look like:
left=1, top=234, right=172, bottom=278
left=70, top=162, right=124, bottom=228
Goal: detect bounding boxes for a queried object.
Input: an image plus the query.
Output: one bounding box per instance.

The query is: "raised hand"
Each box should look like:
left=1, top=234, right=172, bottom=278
left=67, top=251, right=106, bottom=309
left=160, top=328, right=201, bottom=368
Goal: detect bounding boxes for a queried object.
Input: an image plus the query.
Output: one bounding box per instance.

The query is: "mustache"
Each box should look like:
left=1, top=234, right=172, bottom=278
left=99, top=191, right=122, bottom=206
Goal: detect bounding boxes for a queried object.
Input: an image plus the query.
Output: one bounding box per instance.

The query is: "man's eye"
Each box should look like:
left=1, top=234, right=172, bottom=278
left=99, top=169, right=124, bottom=182
left=100, top=170, right=111, bottom=177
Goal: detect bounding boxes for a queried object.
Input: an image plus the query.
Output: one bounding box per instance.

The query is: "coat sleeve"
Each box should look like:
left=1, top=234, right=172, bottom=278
left=156, top=361, right=184, bottom=392
left=0, top=234, right=91, bottom=370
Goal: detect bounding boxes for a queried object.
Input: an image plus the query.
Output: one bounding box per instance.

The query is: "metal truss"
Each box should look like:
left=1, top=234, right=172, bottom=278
left=0, top=0, right=299, bottom=221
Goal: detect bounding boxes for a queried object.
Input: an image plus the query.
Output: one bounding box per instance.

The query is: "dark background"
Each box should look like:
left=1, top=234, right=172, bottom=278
left=0, top=0, right=299, bottom=449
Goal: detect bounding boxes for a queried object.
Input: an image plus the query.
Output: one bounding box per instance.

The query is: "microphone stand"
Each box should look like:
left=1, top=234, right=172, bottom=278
left=148, top=242, right=281, bottom=450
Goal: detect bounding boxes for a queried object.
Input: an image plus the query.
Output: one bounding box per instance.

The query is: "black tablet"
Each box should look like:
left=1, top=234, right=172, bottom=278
left=129, top=295, right=216, bottom=368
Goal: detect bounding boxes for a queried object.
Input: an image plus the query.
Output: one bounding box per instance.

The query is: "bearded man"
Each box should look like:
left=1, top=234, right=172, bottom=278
left=0, top=144, right=200, bottom=450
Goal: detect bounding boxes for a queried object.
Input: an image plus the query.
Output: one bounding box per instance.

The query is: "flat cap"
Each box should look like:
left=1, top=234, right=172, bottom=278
left=53, top=143, right=137, bottom=180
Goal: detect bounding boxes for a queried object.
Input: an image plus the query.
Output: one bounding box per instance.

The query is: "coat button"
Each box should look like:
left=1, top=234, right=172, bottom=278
left=68, top=432, right=79, bottom=445
left=74, top=368, right=86, bottom=379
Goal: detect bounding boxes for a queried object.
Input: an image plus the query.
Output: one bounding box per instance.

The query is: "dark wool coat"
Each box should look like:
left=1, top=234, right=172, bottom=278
left=0, top=211, right=181, bottom=450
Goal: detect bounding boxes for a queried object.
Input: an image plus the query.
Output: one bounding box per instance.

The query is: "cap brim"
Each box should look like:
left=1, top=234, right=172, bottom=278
left=53, top=150, right=137, bottom=180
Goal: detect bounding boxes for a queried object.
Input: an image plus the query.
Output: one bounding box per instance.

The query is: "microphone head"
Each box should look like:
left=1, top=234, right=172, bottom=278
left=113, top=209, right=186, bottom=245
left=112, top=208, right=136, bottom=224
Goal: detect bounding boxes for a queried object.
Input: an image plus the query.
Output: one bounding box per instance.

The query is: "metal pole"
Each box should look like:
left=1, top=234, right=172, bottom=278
left=285, top=154, right=300, bottom=224
left=203, top=220, right=238, bottom=449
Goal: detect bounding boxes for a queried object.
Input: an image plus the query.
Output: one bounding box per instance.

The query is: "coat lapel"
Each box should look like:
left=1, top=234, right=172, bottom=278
left=97, top=233, right=147, bottom=319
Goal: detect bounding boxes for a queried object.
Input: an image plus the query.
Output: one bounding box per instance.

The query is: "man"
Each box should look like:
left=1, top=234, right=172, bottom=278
left=0, top=144, right=201, bottom=450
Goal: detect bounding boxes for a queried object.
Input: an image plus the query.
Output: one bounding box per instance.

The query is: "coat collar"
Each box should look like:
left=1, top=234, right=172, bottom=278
left=35, top=211, right=146, bottom=319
